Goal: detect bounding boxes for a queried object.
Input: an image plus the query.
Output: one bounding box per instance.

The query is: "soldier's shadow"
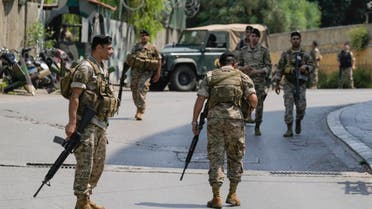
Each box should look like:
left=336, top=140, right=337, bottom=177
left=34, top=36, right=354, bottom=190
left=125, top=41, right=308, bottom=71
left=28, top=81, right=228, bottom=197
left=135, top=202, right=204, bottom=208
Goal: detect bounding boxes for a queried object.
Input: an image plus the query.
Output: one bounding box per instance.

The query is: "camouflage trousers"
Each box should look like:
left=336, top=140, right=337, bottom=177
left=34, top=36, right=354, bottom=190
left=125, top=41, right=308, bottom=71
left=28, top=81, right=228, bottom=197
left=308, top=67, right=319, bottom=88
left=73, top=124, right=107, bottom=197
left=130, top=69, right=153, bottom=113
left=254, top=82, right=267, bottom=123
left=283, top=82, right=307, bottom=124
left=338, top=67, right=354, bottom=88
left=207, top=118, right=245, bottom=186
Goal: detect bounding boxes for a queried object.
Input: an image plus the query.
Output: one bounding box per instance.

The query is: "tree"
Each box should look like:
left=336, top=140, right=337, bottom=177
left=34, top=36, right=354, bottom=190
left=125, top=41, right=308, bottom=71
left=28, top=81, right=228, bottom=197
left=101, top=0, right=165, bottom=39
left=309, top=0, right=370, bottom=27
left=187, top=0, right=321, bottom=33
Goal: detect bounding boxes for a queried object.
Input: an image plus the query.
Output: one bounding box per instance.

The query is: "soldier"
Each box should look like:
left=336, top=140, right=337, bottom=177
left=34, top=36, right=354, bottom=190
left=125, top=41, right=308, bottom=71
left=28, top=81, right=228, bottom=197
left=127, top=29, right=162, bottom=120
left=337, top=42, right=355, bottom=88
left=308, top=40, right=322, bottom=89
left=237, top=28, right=272, bottom=135
left=273, top=31, right=314, bottom=137
left=234, top=26, right=253, bottom=50
left=192, top=52, right=257, bottom=208
left=65, top=35, right=117, bottom=209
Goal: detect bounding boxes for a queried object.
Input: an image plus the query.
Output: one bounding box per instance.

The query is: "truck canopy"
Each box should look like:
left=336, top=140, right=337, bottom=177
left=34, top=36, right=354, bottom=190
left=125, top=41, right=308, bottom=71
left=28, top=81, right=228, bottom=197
left=185, top=24, right=270, bottom=51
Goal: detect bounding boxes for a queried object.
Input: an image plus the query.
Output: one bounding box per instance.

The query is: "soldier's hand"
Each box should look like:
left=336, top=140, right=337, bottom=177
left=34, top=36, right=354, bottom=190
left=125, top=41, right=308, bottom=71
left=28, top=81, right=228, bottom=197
left=192, top=122, right=200, bottom=136
left=300, top=65, right=307, bottom=73
left=152, top=73, right=160, bottom=83
left=65, top=122, right=76, bottom=139
left=275, top=85, right=281, bottom=95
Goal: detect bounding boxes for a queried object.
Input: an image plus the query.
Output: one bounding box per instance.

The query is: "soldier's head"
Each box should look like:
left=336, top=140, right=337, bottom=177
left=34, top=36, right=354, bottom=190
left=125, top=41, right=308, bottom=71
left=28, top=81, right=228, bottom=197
left=312, top=40, right=318, bottom=48
left=219, top=51, right=237, bottom=66
left=249, top=28, right=260, bottom=46
left=91, top=35, right=113, bottom=61
left=290, top=31, right=301, bottom=49
left=245, top=26, right=253, bottom=38
left=343, top=42, right=350, bottom=51
left=140, top=29, right=150, bottom=44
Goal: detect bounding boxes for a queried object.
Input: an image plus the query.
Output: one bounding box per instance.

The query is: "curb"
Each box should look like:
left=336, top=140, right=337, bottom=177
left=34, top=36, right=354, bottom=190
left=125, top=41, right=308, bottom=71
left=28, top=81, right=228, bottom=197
left=327, top=103, right=372, bottom=170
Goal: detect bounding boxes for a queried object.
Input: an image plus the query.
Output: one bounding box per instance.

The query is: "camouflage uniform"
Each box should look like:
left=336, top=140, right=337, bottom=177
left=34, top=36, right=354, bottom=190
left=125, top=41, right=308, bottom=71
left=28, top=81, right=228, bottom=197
left=309, top=47, right=321, bottom=88
left=197, top=66, right=256, bottom=186
left=237, top=44, right=272, bottom=125
left=129, top=42, right=161, bottom=114
left=274, top=49, right=314, bottom=125
left=234, top=38, right=250, bottom=51
left=337, top=50, right=355, bottom=88
left=70, top=56, right=115, bottom=198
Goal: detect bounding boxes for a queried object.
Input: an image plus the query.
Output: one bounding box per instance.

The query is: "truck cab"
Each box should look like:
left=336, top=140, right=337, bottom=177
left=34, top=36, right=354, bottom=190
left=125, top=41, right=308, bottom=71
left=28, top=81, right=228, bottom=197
left=150, top=24, right=269, bottom=91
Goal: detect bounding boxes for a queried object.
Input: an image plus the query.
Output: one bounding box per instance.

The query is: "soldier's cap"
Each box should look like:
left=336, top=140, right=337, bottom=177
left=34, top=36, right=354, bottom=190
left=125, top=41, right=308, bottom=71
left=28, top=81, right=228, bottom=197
left=251, top=28, right=261, bottom=37
left=219, top=51, right=236, bottom=65
left=245, top=26, right=253, bottom=32
left=140, top=29, right=150, bottom=36
left=92, top=35, right=112, bottom=46
left=290, top=31, right=301, bottom=38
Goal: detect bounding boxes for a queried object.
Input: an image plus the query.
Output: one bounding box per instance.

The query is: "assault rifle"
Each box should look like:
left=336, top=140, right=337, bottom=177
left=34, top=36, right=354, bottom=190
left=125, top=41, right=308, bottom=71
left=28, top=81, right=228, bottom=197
left=294, top=52, right=307, bottom=103
left=117, top=62, right=130, bottom=110
left=33, top=106, right=96, bottom=197
left=180, top=102, right=208, bottom=181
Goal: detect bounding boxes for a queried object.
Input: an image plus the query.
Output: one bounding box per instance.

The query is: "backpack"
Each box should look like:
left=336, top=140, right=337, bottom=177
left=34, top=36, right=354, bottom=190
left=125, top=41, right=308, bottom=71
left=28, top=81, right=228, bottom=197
left=60, top=59, right=100, bottom=99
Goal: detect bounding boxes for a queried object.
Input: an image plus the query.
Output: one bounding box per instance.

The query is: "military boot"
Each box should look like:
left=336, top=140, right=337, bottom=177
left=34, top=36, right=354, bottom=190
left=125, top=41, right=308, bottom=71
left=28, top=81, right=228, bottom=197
left=226, top=182, right=240, bottom=206
left=207, top=184, right=223, bottom=209
left=75, top=196, right=92, bottom=209
left=135, top=109, right=143, bottom=120
left=283, top=123, right=293, bottom=137
left=255, top=122, right=261, bottom=136
left=295, top=119, right=302, bottom=134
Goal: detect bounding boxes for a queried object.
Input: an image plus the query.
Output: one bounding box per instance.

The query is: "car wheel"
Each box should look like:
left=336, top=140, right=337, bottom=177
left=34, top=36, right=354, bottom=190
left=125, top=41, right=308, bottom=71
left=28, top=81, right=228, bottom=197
left=169, top=65, right=196, bottom=91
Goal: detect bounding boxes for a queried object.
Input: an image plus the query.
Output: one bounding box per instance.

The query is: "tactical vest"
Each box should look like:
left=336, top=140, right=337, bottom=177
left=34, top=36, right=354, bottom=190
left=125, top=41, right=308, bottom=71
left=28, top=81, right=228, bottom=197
left=339, top=51, right=352, bottom=68
left=208, top=69, right=243, bottom=109
left=77, top=60, right=118, bottom=120
left=283, top=50, right=306, bottom=84
left=126, top=44, right=159, bottom=71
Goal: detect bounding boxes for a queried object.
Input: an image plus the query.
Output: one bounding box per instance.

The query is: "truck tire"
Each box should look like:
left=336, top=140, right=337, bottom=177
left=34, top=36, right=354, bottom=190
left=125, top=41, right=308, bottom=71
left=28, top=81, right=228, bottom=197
left=169, top=65, right=196, bottom=91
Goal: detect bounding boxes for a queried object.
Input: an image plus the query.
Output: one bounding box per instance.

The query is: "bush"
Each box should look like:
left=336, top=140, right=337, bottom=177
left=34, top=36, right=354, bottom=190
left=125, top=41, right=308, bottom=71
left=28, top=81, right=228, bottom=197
left=353, top=67, right=372, bottom=88
left=349, top=26, right=369, bottom=51
left=318, top=67, right=372, bottom=88
left=318, top=70, right=339, bottom=88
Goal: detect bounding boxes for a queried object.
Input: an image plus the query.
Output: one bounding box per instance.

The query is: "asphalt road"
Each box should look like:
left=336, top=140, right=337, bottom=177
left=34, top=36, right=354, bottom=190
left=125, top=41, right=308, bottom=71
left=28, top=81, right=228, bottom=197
left=1, top=89, right=371, bottom=172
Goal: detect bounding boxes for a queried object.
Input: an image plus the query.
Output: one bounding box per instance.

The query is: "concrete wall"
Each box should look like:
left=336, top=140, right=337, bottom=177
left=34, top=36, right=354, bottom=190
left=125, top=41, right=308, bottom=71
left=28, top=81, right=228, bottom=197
left=270, top=24, right=372, bottom=73
left=0, top=1, right=38, bottom=50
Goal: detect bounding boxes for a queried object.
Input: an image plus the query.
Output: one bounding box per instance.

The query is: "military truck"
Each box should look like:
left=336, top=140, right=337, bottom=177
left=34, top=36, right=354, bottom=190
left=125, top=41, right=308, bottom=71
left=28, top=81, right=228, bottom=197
left=150, top=23, right=270, bottom=91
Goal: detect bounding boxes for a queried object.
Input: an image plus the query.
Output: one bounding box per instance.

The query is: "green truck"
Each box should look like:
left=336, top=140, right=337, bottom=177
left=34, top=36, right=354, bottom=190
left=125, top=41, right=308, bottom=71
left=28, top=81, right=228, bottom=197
left=150, top=23, right=270, bottom=91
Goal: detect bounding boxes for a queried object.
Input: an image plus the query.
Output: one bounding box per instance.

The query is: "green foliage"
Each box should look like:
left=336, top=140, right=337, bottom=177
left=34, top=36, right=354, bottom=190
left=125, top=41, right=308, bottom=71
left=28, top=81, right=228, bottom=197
left=127, top=0, right=165, bottom=39
left=26, top=21, right=55, bottom=49
left=100, top=0, right=164, bottom=39
left=349, top=27, right=369, bottom=51
left=318, top=70, right=339, bottom=89
left=318, top=67, right=372, bottom=88
left=309, top=0, right=369, bottom=27
left=188, top=0, right=321, bottom=33
left=353, top=67, right=372, bottom=88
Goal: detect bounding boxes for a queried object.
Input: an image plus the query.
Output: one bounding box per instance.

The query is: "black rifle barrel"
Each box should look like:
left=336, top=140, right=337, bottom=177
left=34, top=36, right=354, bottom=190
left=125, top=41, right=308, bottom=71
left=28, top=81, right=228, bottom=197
left=180, top=103, right=208, bottom=181
left=33, top=106, right=96, bottom=198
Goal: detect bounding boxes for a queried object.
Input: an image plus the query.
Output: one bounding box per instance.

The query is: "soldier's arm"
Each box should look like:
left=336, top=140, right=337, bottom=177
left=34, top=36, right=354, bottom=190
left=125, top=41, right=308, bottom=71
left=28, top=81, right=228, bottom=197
left=262, top=47, right=272, bottom=76
left=66, top=88, right=83, bottom=138
left=351, top=52, right=356, bottom=69
left=65, top=65, right=90, bottom=138
left=242, top=74, right=257, bottom=110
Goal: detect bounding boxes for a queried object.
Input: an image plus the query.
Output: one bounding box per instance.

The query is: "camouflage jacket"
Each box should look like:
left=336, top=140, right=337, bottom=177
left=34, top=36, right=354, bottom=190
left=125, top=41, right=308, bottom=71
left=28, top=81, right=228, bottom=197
left=237, top=43, right=272, bottom=83
left=274, top=48, right=314, bottom=85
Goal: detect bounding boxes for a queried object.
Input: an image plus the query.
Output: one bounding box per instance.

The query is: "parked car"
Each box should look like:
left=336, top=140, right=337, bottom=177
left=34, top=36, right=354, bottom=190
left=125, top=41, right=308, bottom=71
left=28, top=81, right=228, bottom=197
left=150, top=23, right=270, bottom=91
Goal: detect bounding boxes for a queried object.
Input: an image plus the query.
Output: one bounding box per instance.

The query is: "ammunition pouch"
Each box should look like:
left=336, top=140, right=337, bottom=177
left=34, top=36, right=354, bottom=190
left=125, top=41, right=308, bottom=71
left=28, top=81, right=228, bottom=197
left=97, top=95, right=118, bottom=118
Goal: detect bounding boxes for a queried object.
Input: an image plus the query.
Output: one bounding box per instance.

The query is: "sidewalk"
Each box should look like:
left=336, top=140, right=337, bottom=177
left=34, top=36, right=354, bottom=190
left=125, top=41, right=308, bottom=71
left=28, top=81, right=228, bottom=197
left=327, top=100, right=372, bottom=171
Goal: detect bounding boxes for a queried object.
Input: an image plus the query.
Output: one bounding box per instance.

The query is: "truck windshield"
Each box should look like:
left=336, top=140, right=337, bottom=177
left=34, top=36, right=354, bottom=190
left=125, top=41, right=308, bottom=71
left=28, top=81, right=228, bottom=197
left=178, top=30, right=207, bottom=45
